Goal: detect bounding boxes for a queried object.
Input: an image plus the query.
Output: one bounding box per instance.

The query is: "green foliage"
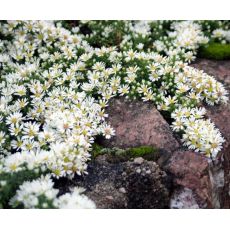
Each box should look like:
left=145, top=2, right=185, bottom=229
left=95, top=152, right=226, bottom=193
left=92, top=143, right=104, bottom=158
left=199, top=43, right=230, bottom=60
left=79, top=21, right=128, bottom=48
left=198, top=20, right=230, bottom=36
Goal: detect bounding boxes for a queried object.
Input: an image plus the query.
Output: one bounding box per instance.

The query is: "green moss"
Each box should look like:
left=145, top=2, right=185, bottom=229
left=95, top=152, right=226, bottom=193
left=92, top=143, right=104, bottom=158
left=126, top=146, right=157, bottom=158
left=199, top=43, right=230, bottom=60
left=92, top=144, right=159, bottom=161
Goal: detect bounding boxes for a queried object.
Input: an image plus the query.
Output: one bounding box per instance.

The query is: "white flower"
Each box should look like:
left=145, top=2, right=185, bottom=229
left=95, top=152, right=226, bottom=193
left=118, top=84, right=130, bottom=96
left=101, top=124, right=115, bottom=139
left=54, top=187, right=96, bottom=209
left=137, top=43, right=144, bottom=50
left=22, top=122, right=40, bottom=139
left=6, top=112, right=23, bottom=125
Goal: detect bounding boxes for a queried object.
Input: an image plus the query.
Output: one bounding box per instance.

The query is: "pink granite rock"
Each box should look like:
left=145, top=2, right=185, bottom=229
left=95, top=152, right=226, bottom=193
left=101, top=97, right=179, bottom=153
left=159, top=150, right=212, bottom=208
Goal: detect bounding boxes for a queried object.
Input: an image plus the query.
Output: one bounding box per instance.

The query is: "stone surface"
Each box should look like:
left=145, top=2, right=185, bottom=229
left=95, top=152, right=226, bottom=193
left=61, top=155, right=171, bottom=209
left=158, top=150, right=212, bottom=208
left=134, top=157, right=144, bottom=165
left=209, top=161, right=225, bottom=208
left=170, top=188, right=200, bottom=209
left=121, top=158, right=171, bottom=208
left=100, top=97, right=179, bottom=153
left=205, top=105, right=230, bottom=208
left=56, top=155, right=127, bottom=209
left=191, top=59, right=230, bottom=208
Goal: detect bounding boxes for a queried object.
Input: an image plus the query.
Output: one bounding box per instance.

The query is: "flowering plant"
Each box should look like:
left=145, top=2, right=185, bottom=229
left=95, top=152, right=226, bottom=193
left=0, top=20, right=229, bottom=208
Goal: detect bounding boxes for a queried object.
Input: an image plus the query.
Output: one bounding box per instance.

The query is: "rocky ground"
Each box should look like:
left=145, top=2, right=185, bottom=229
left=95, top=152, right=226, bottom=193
left=57, top=58, right=230, bottom=209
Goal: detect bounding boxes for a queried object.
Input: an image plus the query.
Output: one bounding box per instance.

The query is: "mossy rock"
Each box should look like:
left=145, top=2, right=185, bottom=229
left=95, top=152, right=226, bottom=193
left=198, top=43, right=230, bottom=60
left=92, top=144, right=160, bottom=162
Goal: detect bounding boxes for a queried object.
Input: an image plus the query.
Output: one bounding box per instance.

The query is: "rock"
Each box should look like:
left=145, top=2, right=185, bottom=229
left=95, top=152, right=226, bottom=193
left=105, top=196, right=114, bottom=200
left=66, top=155, right=171, bottom=209
left=100, top=97, right=179, bottom=153
left=119, top=187, right=126, bottom=194
left=71, top=155, right=127, bottom=209
left=170, top=188, right=200, bottom=209
left=205, top=104, right=230, bottom=208
left=191, top=58, right=230, bottom=208
left=121, top=159, right=171, bottom=209
left=158, top=150, right=212, bottom=208
left=209, top=162, right=225, bottom=208
left=134, top=157, right=144, bottom=165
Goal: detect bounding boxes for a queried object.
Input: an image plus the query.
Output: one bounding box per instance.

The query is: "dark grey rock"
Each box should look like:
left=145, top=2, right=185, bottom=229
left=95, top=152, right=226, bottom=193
left=61, top=155, right=171, bottom=209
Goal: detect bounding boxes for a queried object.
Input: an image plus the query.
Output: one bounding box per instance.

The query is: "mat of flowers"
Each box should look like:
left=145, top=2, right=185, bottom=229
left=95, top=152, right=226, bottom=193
left=0, top=20, right=229, bottom=208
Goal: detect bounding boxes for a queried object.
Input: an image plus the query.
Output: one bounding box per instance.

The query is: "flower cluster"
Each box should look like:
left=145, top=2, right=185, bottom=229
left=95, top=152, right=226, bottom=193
left=212, top=29, right=230, bottom=44
left=171, top=107, right=225, bottom=158
left=78, top=20, right=230, bottom=61
left=0, top=21, right=115, bottom=179
left=54, top=187, right=96, bottom=209
left=0, top=20, right=229, bottom=208
left=162, top=21, right=209, bottom=61
left=9, top=175, right=95, bottom=209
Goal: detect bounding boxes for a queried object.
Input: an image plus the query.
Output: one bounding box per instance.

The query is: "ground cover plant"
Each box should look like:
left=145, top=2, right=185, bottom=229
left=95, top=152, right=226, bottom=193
left=0, top=20, right=229, bottom=209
